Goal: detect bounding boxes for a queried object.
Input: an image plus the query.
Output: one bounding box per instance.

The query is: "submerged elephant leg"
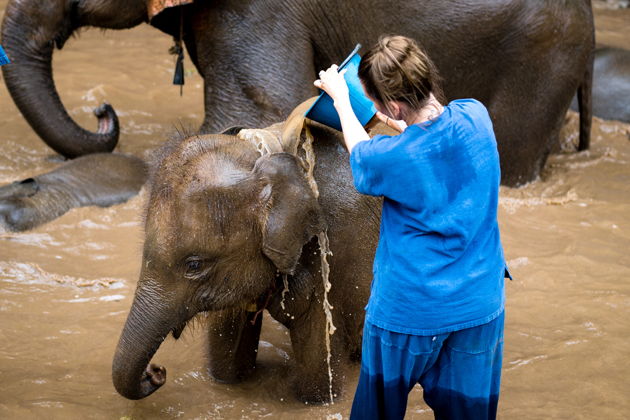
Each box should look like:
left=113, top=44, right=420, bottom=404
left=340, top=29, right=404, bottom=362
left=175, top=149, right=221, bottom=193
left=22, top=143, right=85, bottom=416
left=206, top=306, right=263, bottom=384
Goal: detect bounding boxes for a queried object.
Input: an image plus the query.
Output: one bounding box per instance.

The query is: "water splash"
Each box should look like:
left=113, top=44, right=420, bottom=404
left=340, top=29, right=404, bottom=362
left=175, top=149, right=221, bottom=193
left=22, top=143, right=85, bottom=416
left=280, top=274, right=289, bottom=311
left=297, top=122, right=336, bottom=404
left=499, top=189, right=580, bottom=214
left=0, top=261, right=124, bottom=289
left=318, top=230, right=336, bottom=404
left=300, top=125, right=320, bottom=198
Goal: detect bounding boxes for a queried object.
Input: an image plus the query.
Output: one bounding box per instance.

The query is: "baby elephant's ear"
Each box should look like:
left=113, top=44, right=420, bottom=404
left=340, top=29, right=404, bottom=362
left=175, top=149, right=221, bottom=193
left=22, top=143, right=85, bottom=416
left=253, top=152, right=326, bottom=275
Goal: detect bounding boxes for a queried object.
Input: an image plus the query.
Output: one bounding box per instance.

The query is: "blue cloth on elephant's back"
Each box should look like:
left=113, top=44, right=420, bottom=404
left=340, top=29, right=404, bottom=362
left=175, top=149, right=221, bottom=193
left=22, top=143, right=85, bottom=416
left=349, top=99, right=506, bottom=335
left=0, top=45, right=9, bottom=66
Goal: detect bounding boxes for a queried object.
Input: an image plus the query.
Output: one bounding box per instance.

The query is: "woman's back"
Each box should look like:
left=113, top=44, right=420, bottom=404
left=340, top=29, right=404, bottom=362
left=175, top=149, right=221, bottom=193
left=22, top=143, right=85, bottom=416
left=350, top=98, right=506, bottom=334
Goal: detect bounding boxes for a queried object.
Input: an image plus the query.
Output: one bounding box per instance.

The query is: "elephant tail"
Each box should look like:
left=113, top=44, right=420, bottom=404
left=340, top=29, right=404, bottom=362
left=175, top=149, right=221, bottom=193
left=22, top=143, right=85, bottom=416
left=577, top=3, right=594, bottom=151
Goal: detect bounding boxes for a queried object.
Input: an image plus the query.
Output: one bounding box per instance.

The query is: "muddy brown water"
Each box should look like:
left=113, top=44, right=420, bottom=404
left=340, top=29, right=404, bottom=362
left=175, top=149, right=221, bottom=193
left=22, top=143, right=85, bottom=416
left=1, top=3, right=629, bottom=419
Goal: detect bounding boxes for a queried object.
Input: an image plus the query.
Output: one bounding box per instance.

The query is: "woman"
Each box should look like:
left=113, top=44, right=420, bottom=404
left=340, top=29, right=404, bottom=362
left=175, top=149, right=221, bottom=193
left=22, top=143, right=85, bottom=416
left=314, top=35, right=508, bottom=419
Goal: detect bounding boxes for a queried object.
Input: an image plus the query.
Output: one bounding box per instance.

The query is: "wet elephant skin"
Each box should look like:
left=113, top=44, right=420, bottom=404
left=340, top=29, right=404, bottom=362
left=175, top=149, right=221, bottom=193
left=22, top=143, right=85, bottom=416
left=1, top=0, right=595, bottom=186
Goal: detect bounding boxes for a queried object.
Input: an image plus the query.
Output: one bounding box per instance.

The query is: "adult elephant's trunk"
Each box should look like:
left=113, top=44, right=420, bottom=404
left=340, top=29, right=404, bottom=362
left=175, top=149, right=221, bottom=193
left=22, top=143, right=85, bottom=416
left=1, top=0, right=119, bottom=158
left=112, top=288, right=175, bottom=400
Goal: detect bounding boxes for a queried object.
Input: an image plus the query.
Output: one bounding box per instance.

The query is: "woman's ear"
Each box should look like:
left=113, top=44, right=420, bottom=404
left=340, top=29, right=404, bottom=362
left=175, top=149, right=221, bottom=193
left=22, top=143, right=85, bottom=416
left=253, top=153, right=326, bottom=274
left=386, top=101, right=403, bottom=120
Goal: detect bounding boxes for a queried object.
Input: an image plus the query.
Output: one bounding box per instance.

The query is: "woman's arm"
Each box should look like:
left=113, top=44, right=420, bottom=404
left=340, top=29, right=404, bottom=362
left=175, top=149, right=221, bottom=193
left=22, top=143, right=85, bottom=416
left=314, top=65, right=370, bottom=153
left=314, top=65, right=406, bottom=152
left=367, top=111, right=407, bottom=133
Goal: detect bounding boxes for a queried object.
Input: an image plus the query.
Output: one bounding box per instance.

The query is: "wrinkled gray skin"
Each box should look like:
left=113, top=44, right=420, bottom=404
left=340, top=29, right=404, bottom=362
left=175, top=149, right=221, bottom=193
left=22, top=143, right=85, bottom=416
left=0, top=153, right=147, bottom=231
left=571, top=47, right=630, bottom=123
left=1, top=0, right=594, bottom=186
left=112, top=125, right=380, bottom=403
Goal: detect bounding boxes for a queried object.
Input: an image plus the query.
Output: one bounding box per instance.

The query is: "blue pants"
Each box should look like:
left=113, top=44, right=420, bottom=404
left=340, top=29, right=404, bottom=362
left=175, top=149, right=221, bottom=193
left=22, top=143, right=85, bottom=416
left=350, top=312, right=504, bottom=420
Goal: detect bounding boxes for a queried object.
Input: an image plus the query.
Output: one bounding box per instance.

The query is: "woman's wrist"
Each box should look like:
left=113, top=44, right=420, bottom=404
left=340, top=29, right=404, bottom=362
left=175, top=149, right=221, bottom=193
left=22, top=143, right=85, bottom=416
left=333, top=95, right=352, bottom=111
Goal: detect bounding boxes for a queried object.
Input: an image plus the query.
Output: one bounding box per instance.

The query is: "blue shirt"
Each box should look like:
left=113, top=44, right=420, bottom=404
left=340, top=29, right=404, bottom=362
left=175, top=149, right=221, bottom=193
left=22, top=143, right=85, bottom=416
left=349, top=99, right=506, bottom=335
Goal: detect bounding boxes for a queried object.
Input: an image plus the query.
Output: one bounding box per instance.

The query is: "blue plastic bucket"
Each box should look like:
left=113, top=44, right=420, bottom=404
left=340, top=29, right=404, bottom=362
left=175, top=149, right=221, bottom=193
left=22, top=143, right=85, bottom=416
left=0, top=45, right=10, bottom=66
left=305, top=44, right=376, bottom=131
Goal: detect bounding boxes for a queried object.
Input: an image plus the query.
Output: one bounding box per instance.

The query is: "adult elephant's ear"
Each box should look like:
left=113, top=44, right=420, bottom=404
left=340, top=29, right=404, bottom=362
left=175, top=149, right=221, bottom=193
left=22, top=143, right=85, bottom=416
left=253, top=152, right=326, bottom=275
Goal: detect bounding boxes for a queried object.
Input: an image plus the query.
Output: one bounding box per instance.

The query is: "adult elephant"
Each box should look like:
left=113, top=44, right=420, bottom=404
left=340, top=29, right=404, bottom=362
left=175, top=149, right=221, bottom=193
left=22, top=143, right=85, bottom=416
left=112, top=101, right=382, bottom=402
left=1, top=0, right=594, bottom=186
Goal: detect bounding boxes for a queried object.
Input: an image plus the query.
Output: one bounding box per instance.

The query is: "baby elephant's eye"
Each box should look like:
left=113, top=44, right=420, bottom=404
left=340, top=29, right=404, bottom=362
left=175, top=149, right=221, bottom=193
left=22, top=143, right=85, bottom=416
left=187, top=260, right=201, bottom=270
left=185, top=257, right=203, bottom=275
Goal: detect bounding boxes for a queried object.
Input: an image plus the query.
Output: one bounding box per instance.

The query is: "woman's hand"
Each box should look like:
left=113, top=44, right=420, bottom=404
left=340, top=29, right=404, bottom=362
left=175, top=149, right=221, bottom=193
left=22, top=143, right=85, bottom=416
left=375, top=111, right=407, bottom=133
left=313, top=64, right=369, bottom=153
left=314, top=64, right=350, bottom=107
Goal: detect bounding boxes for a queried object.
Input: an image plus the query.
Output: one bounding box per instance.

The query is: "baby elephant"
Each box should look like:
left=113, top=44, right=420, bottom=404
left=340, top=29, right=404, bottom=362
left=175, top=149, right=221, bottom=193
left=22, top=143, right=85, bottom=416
left=0, top=153, right=147, bottom=231
left=112, top=101, right=384, bottom=403
left=572, top=46, right=630, bottom=123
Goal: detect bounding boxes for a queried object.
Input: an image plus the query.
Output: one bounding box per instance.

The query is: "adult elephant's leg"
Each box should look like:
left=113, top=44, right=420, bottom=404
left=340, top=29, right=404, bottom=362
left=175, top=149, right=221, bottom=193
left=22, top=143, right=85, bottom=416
left=206, top=306, right=262, bottom=383
left=490, top=103, right=558, bottom=186
left=490, top=52, right=590, bottom=186
left=490, top=3, right=593, bottom=186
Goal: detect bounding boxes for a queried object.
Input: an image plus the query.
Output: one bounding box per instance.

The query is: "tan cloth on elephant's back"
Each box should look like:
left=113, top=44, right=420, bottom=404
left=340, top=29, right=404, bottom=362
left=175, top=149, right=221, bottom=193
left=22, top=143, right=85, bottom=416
left=147, top=0, right=194, bottom=20
left=237, top=97, right=321, bottom=196
left=237, top=96, right=398, bottom=156
left=238, top=98, right=317, bottom=156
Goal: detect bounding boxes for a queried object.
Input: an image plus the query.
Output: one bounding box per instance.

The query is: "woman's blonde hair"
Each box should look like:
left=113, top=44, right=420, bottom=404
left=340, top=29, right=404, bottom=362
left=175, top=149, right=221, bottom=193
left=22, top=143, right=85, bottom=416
left=358, top=35, right=445, bottom=116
